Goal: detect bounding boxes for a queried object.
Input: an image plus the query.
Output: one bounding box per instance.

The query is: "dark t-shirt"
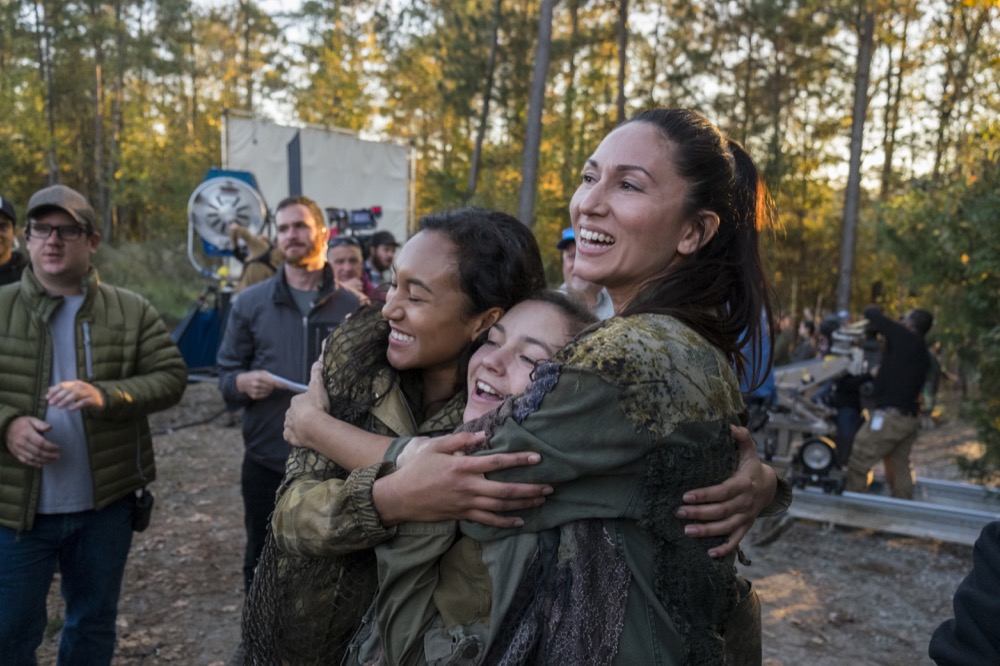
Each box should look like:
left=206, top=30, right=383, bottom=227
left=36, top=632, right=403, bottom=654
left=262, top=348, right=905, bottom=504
left=864, top=307, right=930, bottom=415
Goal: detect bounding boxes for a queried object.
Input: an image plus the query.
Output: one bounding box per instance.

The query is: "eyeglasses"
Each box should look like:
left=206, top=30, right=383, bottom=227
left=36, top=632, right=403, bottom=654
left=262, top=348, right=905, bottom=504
left=0, top=219, right=12, bottom=232
left=28, top=222, right=89, bottom=241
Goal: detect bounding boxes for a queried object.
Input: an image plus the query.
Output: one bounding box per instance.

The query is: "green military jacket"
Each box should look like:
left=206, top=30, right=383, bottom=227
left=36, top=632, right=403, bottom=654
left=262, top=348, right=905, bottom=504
left=369, top=314, right=767, bottom=666
left=270, top=311, right=466, bottom=557
left=0, top=267, right=186, bottom=530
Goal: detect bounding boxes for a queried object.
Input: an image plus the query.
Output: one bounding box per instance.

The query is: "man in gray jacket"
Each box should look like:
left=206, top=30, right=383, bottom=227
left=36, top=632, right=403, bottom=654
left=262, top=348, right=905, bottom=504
left=0, top=184, right=187, bottom=665
left=216, top=195, right=363, bottom=594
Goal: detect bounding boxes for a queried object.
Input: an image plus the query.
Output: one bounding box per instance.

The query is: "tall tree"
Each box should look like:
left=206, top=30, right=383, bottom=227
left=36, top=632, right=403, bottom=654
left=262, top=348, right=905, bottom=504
left=467, top=0, right=503, bottom=201
left=616, top=0, right=628, bottom=122
left=836, top=9, right=875, bottom=314
left=929, top=0, right=992, bottom=181
left=518, top=0, right=556, bottom=227
left=877, top=2, right=916, bottom=201
left=32, top=0, right=58, bottom=184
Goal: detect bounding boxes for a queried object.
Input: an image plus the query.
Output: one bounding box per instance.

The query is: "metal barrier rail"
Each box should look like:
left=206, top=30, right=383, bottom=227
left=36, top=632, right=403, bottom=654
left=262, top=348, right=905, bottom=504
left=789, top=479, right=1000, bottom=546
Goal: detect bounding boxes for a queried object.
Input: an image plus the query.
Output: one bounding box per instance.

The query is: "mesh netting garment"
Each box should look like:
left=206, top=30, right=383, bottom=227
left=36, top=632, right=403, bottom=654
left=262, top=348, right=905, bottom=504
left=242, top=528, right=378, bottom=665
left=239, top=309, right=392, bottom=664
left=241, top=449, right=379, bottom=665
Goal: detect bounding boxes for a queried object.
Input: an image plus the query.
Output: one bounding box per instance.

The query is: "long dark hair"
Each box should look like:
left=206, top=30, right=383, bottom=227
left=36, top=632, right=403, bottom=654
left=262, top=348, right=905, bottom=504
left=325, top=208, right=546, bottom=419
left=618, top=108, right=775, bottom=390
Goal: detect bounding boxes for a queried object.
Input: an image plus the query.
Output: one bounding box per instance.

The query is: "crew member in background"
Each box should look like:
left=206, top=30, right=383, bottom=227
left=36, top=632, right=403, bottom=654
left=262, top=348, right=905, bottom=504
left=773, top=313, right=794, bottom=366
left=555, top=227, right=614, bottom=320
left=327, top=235, right=378, bottom=301
left=216, top=195, right=362, bottom=598
left=0, top=195, right=28, bottom=285
left=0, top=184, right=187, bottom=665
left=363, top=229, right=399, bottom=287
left=790, top=319, right=816, bottom=362
left=846, top=305, right=933, bottom=500
left=229, top=223, right=285, bottom=295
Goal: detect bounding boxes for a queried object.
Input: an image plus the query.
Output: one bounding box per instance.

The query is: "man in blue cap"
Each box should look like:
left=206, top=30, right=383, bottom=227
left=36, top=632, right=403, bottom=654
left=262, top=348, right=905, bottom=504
left=556, top=227, right=614, bottom=319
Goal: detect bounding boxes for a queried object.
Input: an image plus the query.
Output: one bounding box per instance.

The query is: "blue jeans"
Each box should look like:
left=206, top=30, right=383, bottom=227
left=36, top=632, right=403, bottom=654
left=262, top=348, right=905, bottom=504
left=0, top=495, right=134, bottom=666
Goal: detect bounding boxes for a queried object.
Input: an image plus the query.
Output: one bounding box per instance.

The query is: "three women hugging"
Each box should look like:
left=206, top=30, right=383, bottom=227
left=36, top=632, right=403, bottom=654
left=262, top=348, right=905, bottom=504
left=243, top=108, right=787, bottom=666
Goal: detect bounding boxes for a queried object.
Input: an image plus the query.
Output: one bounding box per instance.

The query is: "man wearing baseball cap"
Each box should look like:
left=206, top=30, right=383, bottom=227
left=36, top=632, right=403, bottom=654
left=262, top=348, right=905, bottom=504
left=0, top=184, right=187, bottom=664
left=364, top=229, right=399, bottom=287
left=556, top=227, right=614, bottom=320
left=0, top=194, right=27, bottom=286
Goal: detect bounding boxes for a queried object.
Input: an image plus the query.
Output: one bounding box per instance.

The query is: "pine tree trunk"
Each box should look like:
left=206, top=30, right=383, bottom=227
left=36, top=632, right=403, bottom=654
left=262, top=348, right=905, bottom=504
left=517, top=0, right=555, bottom=228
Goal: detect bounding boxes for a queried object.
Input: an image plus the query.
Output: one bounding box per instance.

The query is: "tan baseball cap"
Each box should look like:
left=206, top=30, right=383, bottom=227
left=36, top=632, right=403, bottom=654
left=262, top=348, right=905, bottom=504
left=27, top=185, right=97, bottom=232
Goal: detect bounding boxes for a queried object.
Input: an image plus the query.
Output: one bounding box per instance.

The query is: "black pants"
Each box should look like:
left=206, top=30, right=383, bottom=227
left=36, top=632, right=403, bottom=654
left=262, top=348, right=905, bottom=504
left=241, top=456, right=284, bottom=593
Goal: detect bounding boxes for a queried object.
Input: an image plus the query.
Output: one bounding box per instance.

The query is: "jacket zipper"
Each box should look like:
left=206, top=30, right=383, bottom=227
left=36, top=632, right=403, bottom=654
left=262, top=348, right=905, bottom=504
left=301, top=313, right=310, bottom=382
left=83, top=321, right=94, bottom=380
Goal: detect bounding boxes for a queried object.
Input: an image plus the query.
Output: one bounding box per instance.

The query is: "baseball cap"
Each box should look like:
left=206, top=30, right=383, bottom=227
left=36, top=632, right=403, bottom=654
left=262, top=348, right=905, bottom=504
left=0, top=196, right=15, bottom=225
left=26, top=185, right=97, bottom=232
left=369, top=230, right=399, bottom=247
left=556, top=227, right=575, bottom=250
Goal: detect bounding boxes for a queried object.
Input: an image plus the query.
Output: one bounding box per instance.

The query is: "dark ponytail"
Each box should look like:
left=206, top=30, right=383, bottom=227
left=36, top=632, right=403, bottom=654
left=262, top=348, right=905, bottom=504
left=618, top=109, right=775, bottom=390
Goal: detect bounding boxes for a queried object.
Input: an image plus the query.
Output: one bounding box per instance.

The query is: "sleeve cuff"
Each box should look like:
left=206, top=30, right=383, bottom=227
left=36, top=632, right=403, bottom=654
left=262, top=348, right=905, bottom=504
left=760, top=477, right=793, bottom=516
left=383, top=436, right=415, bottom=464
left=347, top=461, right=398, bottom=542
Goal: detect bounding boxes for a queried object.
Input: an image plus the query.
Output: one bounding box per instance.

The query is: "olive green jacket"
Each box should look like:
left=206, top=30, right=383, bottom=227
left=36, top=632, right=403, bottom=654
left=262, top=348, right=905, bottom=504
left=270, top=312, right=466, bottom=558
left=371, top=314, right=771, bottom=666
left=0, top=267, right=187, bottom=531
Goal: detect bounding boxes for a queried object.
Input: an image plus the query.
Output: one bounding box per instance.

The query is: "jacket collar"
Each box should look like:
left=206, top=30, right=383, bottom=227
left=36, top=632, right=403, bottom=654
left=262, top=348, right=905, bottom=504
left=271, top=262, right=337, bottom=309
left=21, top=265, right=99, bottom=322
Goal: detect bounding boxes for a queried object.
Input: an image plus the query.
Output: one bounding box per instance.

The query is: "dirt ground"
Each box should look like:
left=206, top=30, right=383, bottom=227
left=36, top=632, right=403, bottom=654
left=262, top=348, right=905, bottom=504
left=37, top=381, right=991, bottom=665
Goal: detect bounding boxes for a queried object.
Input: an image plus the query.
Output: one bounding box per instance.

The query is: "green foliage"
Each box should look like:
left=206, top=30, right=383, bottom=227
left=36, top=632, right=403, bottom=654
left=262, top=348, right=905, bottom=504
left=0, top=0, right=998, bottom=411
left=95, top=235, right=205, bottom=327
left=880, top=123, right=1000, bottom=480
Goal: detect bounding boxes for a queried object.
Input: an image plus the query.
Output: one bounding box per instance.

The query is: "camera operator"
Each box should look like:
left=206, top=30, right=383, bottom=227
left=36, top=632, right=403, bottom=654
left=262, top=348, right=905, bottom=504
left=846, top=305, right=933, bottom=499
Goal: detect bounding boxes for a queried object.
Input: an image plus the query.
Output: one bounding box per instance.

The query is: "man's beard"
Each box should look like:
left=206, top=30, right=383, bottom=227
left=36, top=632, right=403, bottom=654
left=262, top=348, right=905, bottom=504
left=285, top=242, right=323, bottom=268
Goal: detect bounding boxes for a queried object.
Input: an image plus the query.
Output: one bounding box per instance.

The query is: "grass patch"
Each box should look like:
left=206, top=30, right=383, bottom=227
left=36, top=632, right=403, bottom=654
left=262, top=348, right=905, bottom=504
left=95, top=235, right=208, bottom=328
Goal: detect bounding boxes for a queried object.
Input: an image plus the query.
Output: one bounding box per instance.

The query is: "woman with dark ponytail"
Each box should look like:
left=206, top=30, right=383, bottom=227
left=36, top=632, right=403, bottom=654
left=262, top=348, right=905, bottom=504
left=362, top=109, right=786, bottom=666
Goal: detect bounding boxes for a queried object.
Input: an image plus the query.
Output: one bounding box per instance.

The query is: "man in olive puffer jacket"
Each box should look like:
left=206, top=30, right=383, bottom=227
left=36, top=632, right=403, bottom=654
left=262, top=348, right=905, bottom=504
left=0, top=184, right=187, bottom=666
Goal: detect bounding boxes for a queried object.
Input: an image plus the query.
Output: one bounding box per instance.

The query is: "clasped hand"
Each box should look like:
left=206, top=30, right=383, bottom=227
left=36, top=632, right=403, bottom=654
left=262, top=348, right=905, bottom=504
left=283, top=361, right=329, bottom=448
left=386, top=425, right=775, bottom=558
left=377, top=431, right=552, bottom=528
left=4, top=381, right=105, bottom=467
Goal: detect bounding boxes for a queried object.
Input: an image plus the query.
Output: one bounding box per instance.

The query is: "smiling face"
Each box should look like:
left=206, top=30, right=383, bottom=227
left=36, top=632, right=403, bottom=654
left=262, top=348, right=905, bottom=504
left=569, top=121, right=717, bottom=311
left=463, top=300, right=577, bottom=421
left=26, top=209, right=100, bottom=295
left=381, top=230, right=500, bottom=400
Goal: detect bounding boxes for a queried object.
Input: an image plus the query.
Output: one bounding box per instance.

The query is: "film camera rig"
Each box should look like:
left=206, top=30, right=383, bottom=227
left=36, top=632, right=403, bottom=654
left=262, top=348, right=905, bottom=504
left=754, top=320, right=879, bottom=493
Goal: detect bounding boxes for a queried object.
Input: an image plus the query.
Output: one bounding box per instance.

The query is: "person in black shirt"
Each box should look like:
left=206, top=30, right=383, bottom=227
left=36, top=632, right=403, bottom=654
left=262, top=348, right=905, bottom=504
left=845, top=305, right=933, bottom=499
left=0, top=195, right=28, bottom=286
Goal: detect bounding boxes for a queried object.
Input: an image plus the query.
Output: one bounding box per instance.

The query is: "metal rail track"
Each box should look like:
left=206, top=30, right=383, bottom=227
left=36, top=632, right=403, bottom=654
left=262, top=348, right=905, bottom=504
left=787, top=478, right=1000, bottom=546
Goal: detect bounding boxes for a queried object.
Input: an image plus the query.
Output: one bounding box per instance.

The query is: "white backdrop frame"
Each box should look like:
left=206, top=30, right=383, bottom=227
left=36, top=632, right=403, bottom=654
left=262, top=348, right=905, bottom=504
left=222, top=110, right=414, bottom=243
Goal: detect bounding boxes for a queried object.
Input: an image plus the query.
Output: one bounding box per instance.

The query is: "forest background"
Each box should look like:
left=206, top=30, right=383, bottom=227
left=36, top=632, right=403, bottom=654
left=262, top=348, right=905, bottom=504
left=1, top=0, right=998, bottom=475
